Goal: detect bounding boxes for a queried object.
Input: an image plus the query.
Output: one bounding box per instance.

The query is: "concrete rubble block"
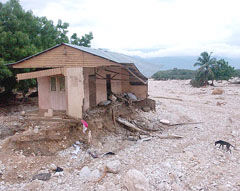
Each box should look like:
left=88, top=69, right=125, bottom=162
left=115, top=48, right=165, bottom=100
left=106, top=160, right=121, bottom=174
left=32, top=173, right=51, bottom=181
left=44, top=109, right=53, bottom=117
left=124, top=169, right=149, bottom=191
left=78, top=166, right=91, bottom=179
left=142, top=106, right=151, bottom=112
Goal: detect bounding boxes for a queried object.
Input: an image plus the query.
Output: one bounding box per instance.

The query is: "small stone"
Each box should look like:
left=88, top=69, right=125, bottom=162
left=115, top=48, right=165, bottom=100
left=142, top=106, right=151, bottom=112
left=78, top=166, right=91, bottom=179
left=109, top=94, right=117, bottom=102
left=17, top=174, right=24, bottom=179
left=75, top=141, right=81, bottom=145
left=90, top=169, right=101, bottom=181
left=20, top=111, right=25, bottom=116
left=33, top=127, right=39, bottom=134
left=49, top=164, right=57, bottom=171
left=106, top=160, right=121, bottom=174
left=53, top=171, right=64, bottom=177
left=160, top=119, right=170, bottom=125
left=212, top=88, right=224, bottom=95
left=32, top=173, right=51, bottom=181
left=124, top=169, right=149, bottom=191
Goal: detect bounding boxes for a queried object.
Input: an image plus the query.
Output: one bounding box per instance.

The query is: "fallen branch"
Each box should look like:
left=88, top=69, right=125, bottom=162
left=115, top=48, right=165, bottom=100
left=168, top=122, right=203, bottom=126
left=117, top=117, right=149, bottom=135
left=153, top=134, right=183, bottom=139
left=153, top=96, right=183, bottom=101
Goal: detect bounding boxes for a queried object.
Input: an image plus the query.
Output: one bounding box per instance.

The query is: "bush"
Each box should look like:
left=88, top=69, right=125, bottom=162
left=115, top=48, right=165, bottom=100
left=152, top=68, right=196, bottom=80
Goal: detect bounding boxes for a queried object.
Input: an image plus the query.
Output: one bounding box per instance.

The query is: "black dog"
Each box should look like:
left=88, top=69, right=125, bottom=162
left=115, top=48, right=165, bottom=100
left=215, top=140, right=234, bottom=153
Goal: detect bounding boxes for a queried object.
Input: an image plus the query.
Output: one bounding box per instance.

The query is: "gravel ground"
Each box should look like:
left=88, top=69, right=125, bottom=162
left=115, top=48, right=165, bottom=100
left=1, top=79, right=240, bottom=190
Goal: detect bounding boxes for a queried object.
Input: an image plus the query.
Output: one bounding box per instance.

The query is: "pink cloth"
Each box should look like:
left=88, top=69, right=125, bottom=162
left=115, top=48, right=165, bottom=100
left=81, top=120, right=88, bottom=127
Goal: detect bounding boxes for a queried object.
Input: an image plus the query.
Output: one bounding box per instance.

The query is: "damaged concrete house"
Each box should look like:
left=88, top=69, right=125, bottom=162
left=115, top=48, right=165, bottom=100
left=9, top=43, right=148, bottom=119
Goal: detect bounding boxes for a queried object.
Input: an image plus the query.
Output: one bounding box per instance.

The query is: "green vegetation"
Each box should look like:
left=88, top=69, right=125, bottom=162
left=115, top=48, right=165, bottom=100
left=152, top=52, right=237, bottom=87
left=152, top=68, right=196, bottom=80
left=0, top=0, right=93, bottom=97
left=234, top=69, right=240, bottom=77
left=190, top=52, right=236, bottom=87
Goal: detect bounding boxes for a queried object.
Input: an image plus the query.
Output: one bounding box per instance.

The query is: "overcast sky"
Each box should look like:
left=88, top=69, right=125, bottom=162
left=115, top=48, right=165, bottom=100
left=2, top=0, right=240, bottom=58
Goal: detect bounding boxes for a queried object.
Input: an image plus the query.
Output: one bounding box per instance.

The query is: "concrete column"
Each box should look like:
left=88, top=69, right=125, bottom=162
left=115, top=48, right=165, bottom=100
left=65, top=67, right=84, bottom=119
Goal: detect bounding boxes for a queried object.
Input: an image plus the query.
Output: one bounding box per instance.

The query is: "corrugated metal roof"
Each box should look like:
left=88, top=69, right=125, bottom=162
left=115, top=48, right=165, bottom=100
left=7, top=43, right=148, bottom=81
left=63, top=43, right=138, bottom=64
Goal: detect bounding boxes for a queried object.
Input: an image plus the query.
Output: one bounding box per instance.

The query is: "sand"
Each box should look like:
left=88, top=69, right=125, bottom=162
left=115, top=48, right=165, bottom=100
left=1, top=79, right=240, bottom=190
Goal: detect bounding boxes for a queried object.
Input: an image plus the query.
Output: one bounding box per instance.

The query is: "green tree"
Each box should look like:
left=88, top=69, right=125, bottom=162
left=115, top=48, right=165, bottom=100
left=70, top=32, right=93, bottom=47
left=0, top=0, right=93, bottom=96
left=193, top=52, right=216, bottom=86
left=212, top=59, right=235, bottom=81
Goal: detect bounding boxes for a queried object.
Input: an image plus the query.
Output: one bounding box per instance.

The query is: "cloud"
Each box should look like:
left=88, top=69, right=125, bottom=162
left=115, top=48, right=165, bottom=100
left=2, top=0, right=240, bottom=57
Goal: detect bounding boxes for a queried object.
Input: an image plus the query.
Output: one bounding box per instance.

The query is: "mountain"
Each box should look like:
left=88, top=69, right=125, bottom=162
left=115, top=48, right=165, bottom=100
left=134, top=56, right=240, bottom=77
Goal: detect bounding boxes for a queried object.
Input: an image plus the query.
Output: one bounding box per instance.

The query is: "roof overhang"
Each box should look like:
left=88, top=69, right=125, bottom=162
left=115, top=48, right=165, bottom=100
left=17, top=68, right=65, bottom=81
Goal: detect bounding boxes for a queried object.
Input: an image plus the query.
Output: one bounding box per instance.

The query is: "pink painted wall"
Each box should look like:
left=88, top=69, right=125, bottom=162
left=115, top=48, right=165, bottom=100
left=38, top=77, right=50, bottom=110
left=129, top=84, right=148, bottom=99
left=37, top=76, right=66, bottom=111
left=83, top=68, right=95, bottom=111
left=65, top=67, right=84, bottom=119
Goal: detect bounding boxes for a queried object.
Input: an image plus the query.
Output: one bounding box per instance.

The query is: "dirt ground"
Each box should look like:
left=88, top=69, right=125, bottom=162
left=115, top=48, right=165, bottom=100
left=1, top=79, right=240, bottom=190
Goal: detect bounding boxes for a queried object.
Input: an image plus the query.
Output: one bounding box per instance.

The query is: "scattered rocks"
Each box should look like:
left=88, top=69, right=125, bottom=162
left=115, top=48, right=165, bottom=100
left=53, top=171, right=64, bottom=177
left=0, top=161, right=5, bottom=175
left=109, top=94, right=117, bottom=102
left=212, top=88, right=224, bottom=95
left=126, top=93, right=138, bottom=101
left=160, top=119, right=170, bottom=125
left=106, top=160, right=121, bottom=174
left=89, top=169, right=101, bottom=181
left=32, top=173, right=51, bottom=181
left=20, top=111, right=25, bottom=116
left=124, top=169, right=149, bottom=191
left=98, top=100, right=111, bottom=106
left=78, top=166, right=91, bottom=179
left=142, top=106, right=151, bottom=112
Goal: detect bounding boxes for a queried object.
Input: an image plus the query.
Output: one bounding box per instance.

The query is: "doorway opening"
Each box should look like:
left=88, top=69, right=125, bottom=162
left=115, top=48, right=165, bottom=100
left=106, top=74, right=112, bottom=99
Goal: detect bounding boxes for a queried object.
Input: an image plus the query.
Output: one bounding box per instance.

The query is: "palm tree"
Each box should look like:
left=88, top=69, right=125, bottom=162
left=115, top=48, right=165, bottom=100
left=194, top=52, right=216, bottom=86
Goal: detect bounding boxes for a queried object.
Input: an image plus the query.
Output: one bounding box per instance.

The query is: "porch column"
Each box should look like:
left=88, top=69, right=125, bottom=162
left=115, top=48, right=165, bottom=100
left=65, top=67, right=84, bottom=119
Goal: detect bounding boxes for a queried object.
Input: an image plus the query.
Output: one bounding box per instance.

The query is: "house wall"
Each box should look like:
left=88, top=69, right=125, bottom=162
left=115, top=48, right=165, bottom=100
left=83, top=67, right=123, bottom=110
left=13, top=45, right=118, bottom=68
left=65, top=67, right=84, bottom=119
left=128, top=84, right=148, bottom=99
left=83, top=68, right=95, bottom=111
left=82, top=66, right=148, bottom=111
left=38, top=77, right=51, bottom=110
left=121, top=68, right=148, bottom=99
left=37, top=76, right=67, bottom=110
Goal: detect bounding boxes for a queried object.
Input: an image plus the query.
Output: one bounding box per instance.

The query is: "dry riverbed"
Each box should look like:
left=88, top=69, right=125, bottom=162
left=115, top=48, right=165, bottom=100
left=1, top=79, right=240, bottom=190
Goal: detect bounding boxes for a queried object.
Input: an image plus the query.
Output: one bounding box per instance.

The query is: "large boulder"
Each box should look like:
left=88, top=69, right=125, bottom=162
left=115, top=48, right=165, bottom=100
left=124, top=169, right=149, bottom=191
left=106, top=160, right=121, bottom=174
left=212, top=88, right=224, bottom=95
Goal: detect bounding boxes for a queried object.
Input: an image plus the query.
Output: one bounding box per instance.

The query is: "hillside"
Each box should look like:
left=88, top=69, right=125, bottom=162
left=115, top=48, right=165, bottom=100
left=134, top=56, right=240, bottom=77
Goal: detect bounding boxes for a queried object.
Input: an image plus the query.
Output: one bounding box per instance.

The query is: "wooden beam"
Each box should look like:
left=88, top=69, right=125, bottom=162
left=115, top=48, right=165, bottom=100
left=17, top=68, right=65, bottom=81
left=126, top=68, right=147, bottom=85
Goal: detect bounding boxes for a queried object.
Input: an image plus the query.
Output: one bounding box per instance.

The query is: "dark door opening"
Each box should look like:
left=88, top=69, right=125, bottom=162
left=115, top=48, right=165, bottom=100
left=89, top=75, right=96, bottom=107
left=106, top=74, right=112, bottom=99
